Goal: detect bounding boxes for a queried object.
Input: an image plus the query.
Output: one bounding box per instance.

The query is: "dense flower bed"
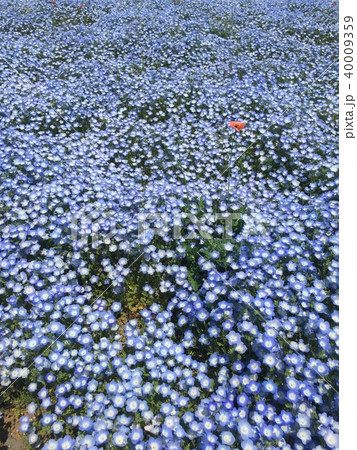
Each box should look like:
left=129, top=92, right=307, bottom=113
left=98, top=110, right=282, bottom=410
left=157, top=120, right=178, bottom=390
left=0, top=0, right=338, bottom=448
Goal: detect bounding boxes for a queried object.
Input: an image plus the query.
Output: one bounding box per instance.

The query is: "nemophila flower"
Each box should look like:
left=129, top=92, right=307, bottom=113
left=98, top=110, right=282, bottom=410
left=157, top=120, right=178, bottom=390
left=78, top=435, right=95, bottom=447
left=27, top=402, right=37, bottom=415
left=51, top=422, right=63, bottom=434
left=0, top=0, right=338, bottom=446
left=237, top=393, right=250, bottom=407
left=130, top=427, right=144, bottom=444
left=56, top=397, right=69, bottom=411
left=297, top=428, right=311, bottom=445
left=263, top=353, right=277, bottom=368
left=95, top=430, right=109, bottom=446
left=58, top=436, right=75, bottom=449
left=41, top=397, right=53, bottom=409
left=247, top=360, right=261, bottom=373
left=323, top=430, right=339, bottom=448
left=126, top=397, right=140, bottom=413
left=286, top=389, right=299, bottom=403
left=19, top=416, right=30, bottom=433
left=147, top=438, right=163, bottom=450
left=78, top=417, right=93, bottom=432
left=263, top=380, right=277, bottom=394
left=38, top=388, right=48, bottom=399
left=229, top=121, right=246, bottom=132
left=238, top=420, right=253, bottom=440
left=42, top=439, right=58, bottom=450
left=241, top=440, right=257, bottom=450
left=111, top=302, right=122, bottom=313
left=45, top=373, right=56, bottom=383
left=220, top=431, right=235, bottom=446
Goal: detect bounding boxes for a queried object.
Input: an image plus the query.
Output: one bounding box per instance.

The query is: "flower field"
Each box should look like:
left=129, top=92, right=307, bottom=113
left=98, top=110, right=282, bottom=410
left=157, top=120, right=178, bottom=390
left=0, top=0, right=338, bottom=449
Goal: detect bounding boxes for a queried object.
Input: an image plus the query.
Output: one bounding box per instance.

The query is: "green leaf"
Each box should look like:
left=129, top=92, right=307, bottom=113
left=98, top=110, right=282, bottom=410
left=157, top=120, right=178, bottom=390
left=188, top=273, right=200, bottom=291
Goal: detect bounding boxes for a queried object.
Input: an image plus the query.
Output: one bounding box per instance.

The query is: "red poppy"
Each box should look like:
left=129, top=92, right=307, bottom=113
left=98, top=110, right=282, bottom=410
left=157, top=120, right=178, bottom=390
left=51, top=1, right=56, bottom=4
left=332, top=2, right=337, bottom=5
left=78, top=4, right=83, bottom=8
left=229, top=121, right=246, bottom=132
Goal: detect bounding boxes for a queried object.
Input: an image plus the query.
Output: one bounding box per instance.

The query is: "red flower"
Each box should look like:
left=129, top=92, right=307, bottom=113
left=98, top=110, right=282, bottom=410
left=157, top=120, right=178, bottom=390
left=51, top=1, right=56, bottom=4
left=332, top=2, right=337, bottom=5
left=229, top=121, right=246, bottom=132
left=78, top=4, right=83, bottom=8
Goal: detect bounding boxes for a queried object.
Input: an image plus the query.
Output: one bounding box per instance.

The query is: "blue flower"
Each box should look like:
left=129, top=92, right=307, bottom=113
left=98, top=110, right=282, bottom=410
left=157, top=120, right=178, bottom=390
left=220, top=431, right=235, bottom=446
left=95, top=430, right=109, bottom=446
left=130, top=427, right=144, bottom=444
left=147, top=438, right=163, bottom=450
left=0, top=0, right=339, bottom=447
